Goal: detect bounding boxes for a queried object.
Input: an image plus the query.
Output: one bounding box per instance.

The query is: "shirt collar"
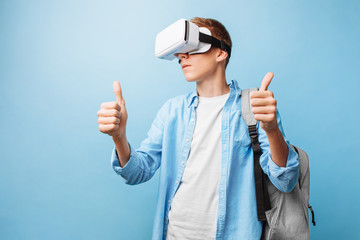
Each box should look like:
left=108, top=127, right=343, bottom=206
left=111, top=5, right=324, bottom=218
left=186, top=80, right=242, bottom=108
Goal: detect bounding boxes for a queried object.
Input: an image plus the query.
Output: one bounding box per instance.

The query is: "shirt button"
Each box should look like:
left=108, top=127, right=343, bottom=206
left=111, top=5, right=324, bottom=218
left=175, top=181, right=178, bottom=184
left=186, top=139, right=189, bottom=142
left=181, top=161, right=185, bottom=165
left=191, top=119, right=194, bottom=122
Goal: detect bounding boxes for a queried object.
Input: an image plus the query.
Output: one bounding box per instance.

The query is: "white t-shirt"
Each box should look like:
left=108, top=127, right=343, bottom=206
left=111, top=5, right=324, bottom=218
left=166, top=92, right=230, bottom=240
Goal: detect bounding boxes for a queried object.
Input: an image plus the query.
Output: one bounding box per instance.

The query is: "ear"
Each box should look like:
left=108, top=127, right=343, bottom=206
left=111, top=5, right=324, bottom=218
left=215, top=49, right=228, bottom=64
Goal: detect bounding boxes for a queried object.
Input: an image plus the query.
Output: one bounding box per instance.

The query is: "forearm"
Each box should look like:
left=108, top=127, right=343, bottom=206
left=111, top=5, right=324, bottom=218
left=265, top=126, right=289, bottom=167
left=112, top=133, right=131, bottom=167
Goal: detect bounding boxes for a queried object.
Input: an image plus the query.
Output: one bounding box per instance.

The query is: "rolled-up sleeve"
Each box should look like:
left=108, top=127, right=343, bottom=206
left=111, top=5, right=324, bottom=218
left=111, top=143, right=143, bottom=184
left=258, top=110, right=299, bottom=193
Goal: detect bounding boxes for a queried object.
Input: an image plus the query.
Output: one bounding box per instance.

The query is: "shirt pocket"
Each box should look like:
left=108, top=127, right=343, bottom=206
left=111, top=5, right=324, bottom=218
left=232, top=112, right=252, bottom=148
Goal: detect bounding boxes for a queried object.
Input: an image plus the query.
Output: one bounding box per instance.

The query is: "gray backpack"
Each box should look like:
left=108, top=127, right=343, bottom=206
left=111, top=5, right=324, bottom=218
left=241, top=88, right=315, bottom=240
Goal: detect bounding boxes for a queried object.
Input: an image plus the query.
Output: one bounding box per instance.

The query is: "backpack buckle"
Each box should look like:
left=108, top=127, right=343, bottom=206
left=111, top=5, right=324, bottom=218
left=248, top=125, right=258, bottom=139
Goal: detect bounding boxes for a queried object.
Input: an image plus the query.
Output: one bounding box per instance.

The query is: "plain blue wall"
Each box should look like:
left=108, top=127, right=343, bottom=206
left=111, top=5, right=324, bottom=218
left=1, top=0, right=359, bottom=239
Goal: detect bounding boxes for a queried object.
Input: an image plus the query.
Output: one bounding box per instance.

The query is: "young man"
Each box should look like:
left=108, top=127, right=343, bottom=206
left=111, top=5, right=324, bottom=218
left=97, top=17, right=299, bottom=239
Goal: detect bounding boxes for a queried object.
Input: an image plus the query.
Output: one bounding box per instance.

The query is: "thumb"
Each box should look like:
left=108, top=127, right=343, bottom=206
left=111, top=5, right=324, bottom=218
left=260, top=72, right=274, bottom=91
left=113, top=81, right=124, bottom=105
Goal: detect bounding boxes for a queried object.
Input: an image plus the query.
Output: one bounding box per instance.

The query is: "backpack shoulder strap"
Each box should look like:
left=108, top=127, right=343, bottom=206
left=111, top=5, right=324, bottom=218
left=241, top=87, right=271, bottom=222
left=241, top=88, right=258, bottom=126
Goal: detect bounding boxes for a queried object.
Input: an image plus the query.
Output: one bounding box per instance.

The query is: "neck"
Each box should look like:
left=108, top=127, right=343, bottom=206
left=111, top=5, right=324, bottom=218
left=196, top=68, right=229, bottom=97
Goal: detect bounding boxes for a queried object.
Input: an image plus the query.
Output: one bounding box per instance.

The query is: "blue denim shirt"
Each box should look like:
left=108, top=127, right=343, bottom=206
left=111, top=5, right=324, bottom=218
left=111, top=80, right=299, bottom=240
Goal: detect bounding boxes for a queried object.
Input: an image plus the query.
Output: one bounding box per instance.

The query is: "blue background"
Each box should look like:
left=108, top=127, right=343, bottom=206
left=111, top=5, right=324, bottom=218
left=1, top=0, right=359, bottom=239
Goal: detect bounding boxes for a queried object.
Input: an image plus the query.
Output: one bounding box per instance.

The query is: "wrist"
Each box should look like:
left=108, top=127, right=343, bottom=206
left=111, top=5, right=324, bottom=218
left=112, top=131, right=130, bottom=168
left=263, top=122, right=279, bottom=135
left=112, top=130, right=127, bottom=143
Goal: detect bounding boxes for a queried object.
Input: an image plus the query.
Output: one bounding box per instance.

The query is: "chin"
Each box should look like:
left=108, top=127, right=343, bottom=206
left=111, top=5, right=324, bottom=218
left=183, top=73, right=199, bottom=82
left=184, top=78, right=197, bottom=83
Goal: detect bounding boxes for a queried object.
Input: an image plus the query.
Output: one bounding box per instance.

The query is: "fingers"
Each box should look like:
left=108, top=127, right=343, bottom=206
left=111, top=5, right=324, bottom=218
left=98, top=82, right=128, bottom=136
left=101, top=101, right=120, bottom=110
left=99, top=124, right=119, bottom=134
left=97, top=106, right=122, bottom=135
left=251, top=106, right=277, bottom=114
left=113, top=81, right=124, bottom=105
left=98, top=117, right=120, bottom=124
left=260, top=72, right=274, bottom=91
left=253, top=113, right=276, bottom=122
left=250, top=90, right=274, bottom=99
left=251, top=97, right=276, bottom=106
left=98, top=102, right=121, bottom=118
left=251, top=95, right=277, bottom=114
left=250, top=72, right=278, bottom=131
left=97, top=109, right=121, bottom=118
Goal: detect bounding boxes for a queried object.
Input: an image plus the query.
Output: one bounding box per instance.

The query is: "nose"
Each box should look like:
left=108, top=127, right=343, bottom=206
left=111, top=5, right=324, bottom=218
left=177, top=53, right=189, bottom=64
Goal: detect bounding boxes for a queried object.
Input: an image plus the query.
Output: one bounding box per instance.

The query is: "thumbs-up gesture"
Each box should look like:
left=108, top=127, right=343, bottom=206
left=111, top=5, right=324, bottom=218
left=250, top=72, right=278, bottom=132
left=98, top=81, right=128, bottom=139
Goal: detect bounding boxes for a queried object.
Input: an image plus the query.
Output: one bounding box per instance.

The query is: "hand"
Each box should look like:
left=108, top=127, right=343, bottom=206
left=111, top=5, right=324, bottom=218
left=250, top=72, right=278, bottom=132
left=97, top=81, right=128, bottom=139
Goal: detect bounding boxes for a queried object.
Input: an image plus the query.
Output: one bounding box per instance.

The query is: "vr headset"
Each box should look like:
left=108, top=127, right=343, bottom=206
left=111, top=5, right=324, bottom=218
left=155, top=18, right=231, bottom=60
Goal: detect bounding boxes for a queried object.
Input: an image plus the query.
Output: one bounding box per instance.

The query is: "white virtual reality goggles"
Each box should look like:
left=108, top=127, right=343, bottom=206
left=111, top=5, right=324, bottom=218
left=155, top=18, right=231, bottom=60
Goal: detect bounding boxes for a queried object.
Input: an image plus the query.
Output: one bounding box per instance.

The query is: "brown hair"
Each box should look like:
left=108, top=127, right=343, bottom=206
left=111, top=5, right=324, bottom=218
left=190, top=17, right=232, bottom=67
